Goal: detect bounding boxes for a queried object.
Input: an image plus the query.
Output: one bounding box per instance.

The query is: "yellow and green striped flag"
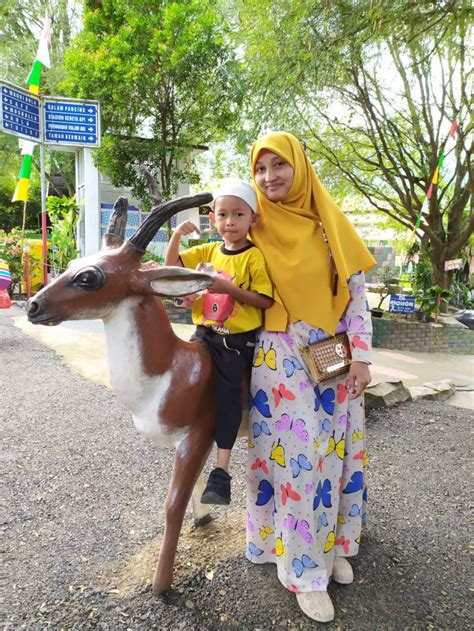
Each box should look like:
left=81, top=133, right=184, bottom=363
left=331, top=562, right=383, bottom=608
left=12, top=141, right=35, bottom=202
left=28, top=14, right=51, bottom=94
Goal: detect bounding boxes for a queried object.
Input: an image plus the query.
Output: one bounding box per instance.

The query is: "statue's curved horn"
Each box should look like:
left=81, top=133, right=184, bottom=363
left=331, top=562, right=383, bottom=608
left=102, top=197, right=129, bottom=249
left=128, top=193, right=213, bottom=253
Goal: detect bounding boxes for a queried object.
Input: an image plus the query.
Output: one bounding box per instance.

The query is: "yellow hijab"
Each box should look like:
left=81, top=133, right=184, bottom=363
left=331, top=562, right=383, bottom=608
left=250, top=131, right=376, bottom=335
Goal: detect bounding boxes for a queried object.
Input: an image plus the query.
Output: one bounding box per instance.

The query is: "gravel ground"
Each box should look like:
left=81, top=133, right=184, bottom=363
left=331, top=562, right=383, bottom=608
left=1, top=308, right=471, bottom=630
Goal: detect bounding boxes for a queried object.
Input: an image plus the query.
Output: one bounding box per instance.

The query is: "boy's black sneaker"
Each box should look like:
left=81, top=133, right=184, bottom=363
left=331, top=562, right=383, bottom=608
left=201, top=467, right=231, bottom=505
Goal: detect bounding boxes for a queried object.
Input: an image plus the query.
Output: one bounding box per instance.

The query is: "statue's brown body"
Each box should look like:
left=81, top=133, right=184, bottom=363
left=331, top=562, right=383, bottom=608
left=27, top=195, right=247, bottom=594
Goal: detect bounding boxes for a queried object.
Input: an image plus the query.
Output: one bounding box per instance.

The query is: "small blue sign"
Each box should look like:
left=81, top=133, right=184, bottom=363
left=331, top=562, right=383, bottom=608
left=0, top=82, right=41, bottom=141
left=389, top=294, right=415, bottom=314
left=43, top=98, right=100, bottom=147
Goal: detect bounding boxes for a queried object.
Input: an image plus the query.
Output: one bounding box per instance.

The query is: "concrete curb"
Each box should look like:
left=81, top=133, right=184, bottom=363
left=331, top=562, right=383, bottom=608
left=365, top=378, right=458, bottom=409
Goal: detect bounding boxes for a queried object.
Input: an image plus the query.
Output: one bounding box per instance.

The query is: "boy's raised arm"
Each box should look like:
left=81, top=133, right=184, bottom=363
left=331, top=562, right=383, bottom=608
left=165, top=221, right=200, bottom=267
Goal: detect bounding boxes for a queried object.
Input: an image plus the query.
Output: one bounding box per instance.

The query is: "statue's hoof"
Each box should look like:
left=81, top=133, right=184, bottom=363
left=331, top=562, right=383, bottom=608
left=152, top=580, right=172, bottom=596
left=194, top=513, right=212, bottom=528
left=152, top=569, right=173, bottom=596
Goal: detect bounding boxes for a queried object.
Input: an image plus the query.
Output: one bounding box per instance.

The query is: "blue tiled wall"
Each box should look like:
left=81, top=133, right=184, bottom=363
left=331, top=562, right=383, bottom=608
left=100, top=203, right=176, bottom=243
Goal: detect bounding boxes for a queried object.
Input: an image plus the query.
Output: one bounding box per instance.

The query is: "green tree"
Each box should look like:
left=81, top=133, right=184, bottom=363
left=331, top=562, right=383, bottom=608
left=233, top=0, right=473, bottom=289
left=0, top=135, right=40, bottom=231
left=0, top=0, right=82, bottom=89
left=61, top=0, right=244, bottom=206
left=0, top=0, right=81, bottom=221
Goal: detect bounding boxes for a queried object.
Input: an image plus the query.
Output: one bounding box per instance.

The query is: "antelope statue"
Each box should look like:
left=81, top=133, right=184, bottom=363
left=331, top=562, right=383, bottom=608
left=27, top=193, right=244, bottom=594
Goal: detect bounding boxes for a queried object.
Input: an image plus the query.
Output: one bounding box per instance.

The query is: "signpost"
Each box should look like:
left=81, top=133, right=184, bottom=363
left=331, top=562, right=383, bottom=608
left=0, top=80, right=101, bottom=287
left=0, top=83, right=101, bottom=147
left=0, top=82, right=41, bottom=142
left=389, top=294, right=416, bottom=314
left=444, top=259, right=463, bottom=271
left=43, top=97, right=100, bottom=147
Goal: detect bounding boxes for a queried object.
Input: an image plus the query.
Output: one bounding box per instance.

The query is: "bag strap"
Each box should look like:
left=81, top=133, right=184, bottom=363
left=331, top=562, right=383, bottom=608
left=321, top=224, right=339, bottom=296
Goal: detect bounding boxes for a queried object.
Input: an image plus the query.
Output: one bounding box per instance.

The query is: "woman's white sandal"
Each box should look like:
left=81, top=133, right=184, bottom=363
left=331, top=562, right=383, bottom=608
left=296, top=591, right=335, bottom=623
left=332, top=556, right=354, bottom=584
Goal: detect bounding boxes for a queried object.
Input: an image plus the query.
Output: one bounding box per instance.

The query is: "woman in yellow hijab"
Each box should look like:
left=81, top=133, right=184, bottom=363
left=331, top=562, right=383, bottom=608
left=246, top=132, right=376, bottom=623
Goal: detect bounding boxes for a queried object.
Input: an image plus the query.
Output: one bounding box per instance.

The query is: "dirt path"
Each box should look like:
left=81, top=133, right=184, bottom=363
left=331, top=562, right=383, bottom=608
left=1, top=308, right=471, bottom=629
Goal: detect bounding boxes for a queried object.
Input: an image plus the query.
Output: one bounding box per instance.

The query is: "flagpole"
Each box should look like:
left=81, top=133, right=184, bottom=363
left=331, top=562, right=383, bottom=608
left=10, top=11, right=51, bottom=288
left=40, top=140, right=48, bottom=286
left=408, top=120, right=458, bottom=246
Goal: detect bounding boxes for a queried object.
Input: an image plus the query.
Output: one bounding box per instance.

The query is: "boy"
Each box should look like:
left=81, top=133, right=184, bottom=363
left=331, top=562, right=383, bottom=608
left=165, top=179, right=273, bottom=505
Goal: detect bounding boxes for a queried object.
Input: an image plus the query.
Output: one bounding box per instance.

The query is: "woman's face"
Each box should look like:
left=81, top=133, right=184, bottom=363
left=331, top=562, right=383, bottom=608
left=254, top=151, right=294, bottom=202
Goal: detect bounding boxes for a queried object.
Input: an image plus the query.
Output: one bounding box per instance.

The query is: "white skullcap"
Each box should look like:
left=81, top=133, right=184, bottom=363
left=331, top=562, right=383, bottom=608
left=213, top=178, right=257, bottom=213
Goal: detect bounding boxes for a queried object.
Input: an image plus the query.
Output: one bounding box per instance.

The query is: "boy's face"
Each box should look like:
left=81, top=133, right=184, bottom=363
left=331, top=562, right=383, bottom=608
left=214, top=196, right=256, bottom=247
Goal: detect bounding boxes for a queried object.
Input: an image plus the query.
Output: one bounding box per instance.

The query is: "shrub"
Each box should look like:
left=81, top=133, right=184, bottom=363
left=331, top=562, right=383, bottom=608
left=0, top=228, right=41, bottom=297
left=414, top=285, right=453, bottom=321
left=47, top=196, right=79, bottom=274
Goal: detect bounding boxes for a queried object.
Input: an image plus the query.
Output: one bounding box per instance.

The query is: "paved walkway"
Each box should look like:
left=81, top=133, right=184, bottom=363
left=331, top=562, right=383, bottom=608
left=11, top=305, right=473, bottom=410
left=370, top=349, right=473, bottom=409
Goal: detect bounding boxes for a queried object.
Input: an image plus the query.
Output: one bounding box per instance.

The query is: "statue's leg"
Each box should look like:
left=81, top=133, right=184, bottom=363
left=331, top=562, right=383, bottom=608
left=191, top=472, right=212, bottom=527
left=152, top=431, right=212, bottom=595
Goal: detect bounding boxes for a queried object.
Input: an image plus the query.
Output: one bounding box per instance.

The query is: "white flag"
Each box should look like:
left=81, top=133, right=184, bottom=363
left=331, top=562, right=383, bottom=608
left=36, top=14, right=52, bottom=68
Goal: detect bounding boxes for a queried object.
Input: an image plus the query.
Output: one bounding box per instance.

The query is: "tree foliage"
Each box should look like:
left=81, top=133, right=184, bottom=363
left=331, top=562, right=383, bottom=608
left=233, top=0, right=473, bottom=287
left=0, top=0, right=81, bottom=226
left=61, top=0, right=244, bottom=206
left=0, top=0, right=82, bottom=89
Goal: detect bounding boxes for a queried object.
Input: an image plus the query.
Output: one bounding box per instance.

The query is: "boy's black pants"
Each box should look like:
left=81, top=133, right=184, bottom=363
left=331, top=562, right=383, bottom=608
left=192, top=326, right=256, bottom=450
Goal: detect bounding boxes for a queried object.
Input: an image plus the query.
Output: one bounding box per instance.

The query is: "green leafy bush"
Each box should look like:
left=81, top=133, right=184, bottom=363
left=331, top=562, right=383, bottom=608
left=408, top=243, right=433, bottom=292
left=0, top=228, right=41, bottom=297
left=414, top=285, right=453, bottom=321
left=47, top=196, right=79, bottom=274
left=142, top=251, right=164, bottom=265
left=451, top=279, right=474, bottom=308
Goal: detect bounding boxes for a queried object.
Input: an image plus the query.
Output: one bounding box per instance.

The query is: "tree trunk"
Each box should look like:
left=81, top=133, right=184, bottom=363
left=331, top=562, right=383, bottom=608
left=432, top=267, right=451, bottom=290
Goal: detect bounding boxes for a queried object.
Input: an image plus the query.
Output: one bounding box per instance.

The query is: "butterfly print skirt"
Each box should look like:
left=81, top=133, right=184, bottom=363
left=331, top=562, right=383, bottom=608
left=246, top=272, right=372, bottom=592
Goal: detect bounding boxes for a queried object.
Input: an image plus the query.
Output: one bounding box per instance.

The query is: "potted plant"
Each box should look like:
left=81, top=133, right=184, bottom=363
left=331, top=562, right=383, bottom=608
left=414, top=285, right=453, bottom=322
left=371, top=268, right=400, bottom=318
left=370, top=306, right=384, bottom=318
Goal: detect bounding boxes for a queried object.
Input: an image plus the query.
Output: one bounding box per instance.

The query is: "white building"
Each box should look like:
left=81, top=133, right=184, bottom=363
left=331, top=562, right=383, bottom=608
left=75, top=147, right=209, bottom=258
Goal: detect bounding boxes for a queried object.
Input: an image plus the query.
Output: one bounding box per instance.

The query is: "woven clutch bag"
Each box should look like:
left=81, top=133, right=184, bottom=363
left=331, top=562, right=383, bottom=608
left=300, top=333, right=352, bottom=383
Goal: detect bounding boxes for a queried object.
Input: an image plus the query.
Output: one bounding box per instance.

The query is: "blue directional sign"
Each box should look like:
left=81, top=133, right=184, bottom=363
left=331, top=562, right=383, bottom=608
left=43, top=98, right=100, bottom=147
left=0, top=81, right=41, bottom=142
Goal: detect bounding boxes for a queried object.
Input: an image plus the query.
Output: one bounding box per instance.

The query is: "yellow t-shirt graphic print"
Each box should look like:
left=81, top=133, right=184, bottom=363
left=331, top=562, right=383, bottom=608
left=179, top=242, right=273, bottom=335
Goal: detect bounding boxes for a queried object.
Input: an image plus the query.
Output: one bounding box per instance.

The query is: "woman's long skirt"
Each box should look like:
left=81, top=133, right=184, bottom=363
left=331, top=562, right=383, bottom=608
left=246, top=272, right=372, bottom=592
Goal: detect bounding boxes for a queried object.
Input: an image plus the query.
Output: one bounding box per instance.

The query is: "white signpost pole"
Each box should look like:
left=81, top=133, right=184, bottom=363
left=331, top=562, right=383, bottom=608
left=82, top=148, right=101, bottom=255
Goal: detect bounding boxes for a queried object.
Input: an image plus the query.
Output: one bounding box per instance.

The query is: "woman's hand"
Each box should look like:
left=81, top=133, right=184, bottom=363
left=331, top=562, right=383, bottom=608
left=142, top=260, right=160, bottom=269
left=348, top=361, right=372, bottom=399
left=208, top=277, right=234, bottom=294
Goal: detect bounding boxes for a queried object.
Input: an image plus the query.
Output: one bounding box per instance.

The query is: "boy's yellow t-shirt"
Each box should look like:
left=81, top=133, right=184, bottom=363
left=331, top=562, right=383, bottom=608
left=179, top=242, right=273, bottom=335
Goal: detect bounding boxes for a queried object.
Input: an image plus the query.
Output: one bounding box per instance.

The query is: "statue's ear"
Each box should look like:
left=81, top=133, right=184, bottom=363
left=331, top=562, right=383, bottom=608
left=137, top=266, right=213, bottom=297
